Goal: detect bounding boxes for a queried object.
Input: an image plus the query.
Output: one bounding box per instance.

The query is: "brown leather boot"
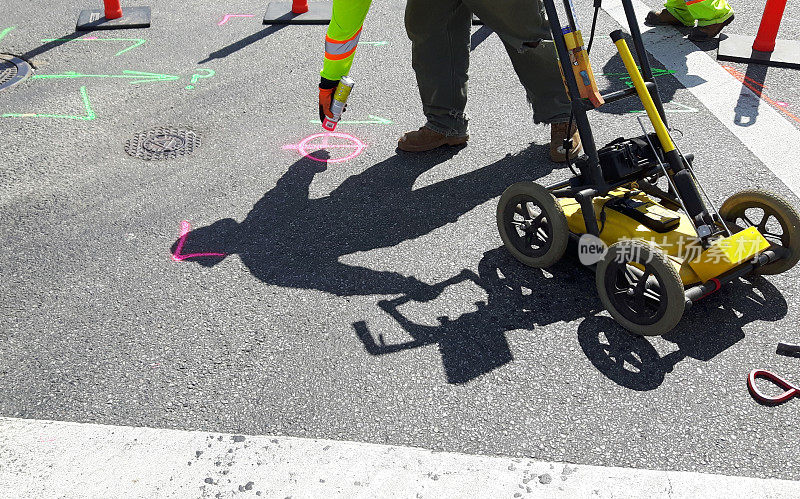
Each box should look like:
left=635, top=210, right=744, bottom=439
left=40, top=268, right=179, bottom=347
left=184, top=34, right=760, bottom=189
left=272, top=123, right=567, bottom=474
left=550, top=122, right=582, bottom=163
left=689, top=15, right=734, bottom=42
left=644, top=9, right=683, bottom=26
left=397, top=127, right=469, bottom=152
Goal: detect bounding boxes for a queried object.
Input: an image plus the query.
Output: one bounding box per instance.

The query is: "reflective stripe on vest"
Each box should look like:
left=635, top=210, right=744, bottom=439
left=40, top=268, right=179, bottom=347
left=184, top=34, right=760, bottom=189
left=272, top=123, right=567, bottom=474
left=325, top=27, right=362, bottom=61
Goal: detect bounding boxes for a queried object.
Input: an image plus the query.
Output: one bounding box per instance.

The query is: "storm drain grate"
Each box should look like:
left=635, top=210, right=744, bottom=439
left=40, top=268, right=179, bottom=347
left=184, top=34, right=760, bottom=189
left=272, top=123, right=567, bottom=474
left=0, top=55, right=32, bottom=92
left=124, top=126, right=202, bottom=160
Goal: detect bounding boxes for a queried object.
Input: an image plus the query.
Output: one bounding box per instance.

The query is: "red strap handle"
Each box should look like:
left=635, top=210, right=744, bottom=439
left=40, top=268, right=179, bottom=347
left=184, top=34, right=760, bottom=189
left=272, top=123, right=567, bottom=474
left=747, top=369, right=799, bottom=405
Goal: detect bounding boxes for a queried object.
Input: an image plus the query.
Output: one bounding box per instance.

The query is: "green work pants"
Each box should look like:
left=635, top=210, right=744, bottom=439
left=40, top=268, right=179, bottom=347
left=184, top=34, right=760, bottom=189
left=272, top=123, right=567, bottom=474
left=404, top=0, right=571, bottom=136
left=664, top=0, right=734, bottom=27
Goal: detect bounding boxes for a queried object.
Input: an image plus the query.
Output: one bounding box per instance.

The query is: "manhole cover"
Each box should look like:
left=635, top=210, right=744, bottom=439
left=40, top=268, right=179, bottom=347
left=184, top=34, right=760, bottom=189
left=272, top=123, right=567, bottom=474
left=0, top=55, right=32, bottom=92
left=124, top=126, right=201, bottom=160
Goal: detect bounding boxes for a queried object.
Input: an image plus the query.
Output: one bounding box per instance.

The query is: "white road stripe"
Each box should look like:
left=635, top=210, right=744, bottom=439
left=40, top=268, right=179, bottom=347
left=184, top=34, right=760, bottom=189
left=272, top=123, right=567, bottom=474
left=0, top=417, right=797, bottom=498
left=604, top=0, right=800, bottom=200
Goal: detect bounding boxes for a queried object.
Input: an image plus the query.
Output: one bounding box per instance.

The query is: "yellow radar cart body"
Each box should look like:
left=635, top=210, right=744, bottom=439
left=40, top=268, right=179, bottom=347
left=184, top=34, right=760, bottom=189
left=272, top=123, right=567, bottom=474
left=497, top=0, right=800, bottom=335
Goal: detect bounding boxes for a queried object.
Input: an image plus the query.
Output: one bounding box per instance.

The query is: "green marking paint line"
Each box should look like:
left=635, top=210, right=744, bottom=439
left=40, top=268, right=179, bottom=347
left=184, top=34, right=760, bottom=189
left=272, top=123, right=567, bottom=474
left=602, top=67, right=676, bottom=88
left=309, top=115, right=393, bottom=125
left=185, top=69, right=215, bottom=90
left=1, top=86, right=95, bottom=120
left=0, top=26, right=14, bottom=43
left=40, top=37, right=146, bottom=56
left=361, top=41, right=388, bottom=46
left=31, top=70, right=180, bottom=84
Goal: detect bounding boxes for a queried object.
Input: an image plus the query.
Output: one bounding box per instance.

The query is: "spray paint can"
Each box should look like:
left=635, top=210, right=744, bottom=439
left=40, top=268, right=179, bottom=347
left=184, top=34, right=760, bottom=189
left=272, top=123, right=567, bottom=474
left=322, top=76, right=354, bottom=131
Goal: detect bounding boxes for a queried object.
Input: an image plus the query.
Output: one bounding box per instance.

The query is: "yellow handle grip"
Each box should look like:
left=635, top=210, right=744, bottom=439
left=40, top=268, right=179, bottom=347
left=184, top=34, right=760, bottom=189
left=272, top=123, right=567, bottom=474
left=612, top=35, right=675, bottom=153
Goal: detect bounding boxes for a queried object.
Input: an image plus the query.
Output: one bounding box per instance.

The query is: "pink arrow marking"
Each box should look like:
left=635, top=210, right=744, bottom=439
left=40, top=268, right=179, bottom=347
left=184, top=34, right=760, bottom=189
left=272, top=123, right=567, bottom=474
left=218, top=14, right=255, bottom=26
left=172, top=220, right=226, bottom=262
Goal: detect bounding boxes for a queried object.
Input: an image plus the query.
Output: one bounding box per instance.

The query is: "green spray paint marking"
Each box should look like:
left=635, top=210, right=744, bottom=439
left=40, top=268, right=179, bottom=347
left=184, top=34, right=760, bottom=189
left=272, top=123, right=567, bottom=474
left=601, top=67, right=676, bottom=88
left=0, top=27, right=14, bottom=43
left=185, top=69, right=215, bottom=90
left=40, top=37, right=146, bottom=56
left=1, top=86, right=95, bottom=120
left=361, top=41, right=388, bottom=46
left=32, top=70, right=180, bottom=84
left=309, top=115, right=393, bottom=125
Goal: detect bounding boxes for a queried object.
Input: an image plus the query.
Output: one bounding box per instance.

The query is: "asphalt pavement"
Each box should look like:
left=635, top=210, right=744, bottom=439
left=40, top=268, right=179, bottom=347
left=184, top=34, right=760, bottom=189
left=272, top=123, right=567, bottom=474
left=1, top=0, right=799, bottom=487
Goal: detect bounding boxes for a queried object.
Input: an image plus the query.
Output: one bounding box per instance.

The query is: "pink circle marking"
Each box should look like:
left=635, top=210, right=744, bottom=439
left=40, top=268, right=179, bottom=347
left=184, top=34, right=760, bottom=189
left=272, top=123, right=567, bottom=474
left=295, top=132, right=365, bottom=163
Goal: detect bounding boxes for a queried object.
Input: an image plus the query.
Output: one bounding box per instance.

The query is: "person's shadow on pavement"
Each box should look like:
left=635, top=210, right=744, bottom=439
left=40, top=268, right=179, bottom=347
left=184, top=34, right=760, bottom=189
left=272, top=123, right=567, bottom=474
left=172, top=143, right=553, bottom=300
left=354, top=247, right=599, bottom=384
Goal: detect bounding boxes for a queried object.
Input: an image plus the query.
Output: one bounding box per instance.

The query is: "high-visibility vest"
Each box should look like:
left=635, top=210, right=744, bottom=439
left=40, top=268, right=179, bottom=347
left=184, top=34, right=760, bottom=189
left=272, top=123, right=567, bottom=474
left=321, top=0, right=373, bottom=81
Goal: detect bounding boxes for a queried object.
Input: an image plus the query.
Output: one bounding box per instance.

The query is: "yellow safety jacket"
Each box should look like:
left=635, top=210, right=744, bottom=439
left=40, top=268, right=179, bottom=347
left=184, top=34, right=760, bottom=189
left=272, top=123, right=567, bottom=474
left=320, top=0, right=373, bottom=81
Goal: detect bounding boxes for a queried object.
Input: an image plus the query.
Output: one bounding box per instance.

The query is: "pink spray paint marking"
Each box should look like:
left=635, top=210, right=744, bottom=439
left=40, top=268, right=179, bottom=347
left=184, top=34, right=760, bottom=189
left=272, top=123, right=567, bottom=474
left=172, top=220, right=226, bottom=262
left=218, top=14, right=255, bottom=26
left=283, top=132, right=366, bottom=163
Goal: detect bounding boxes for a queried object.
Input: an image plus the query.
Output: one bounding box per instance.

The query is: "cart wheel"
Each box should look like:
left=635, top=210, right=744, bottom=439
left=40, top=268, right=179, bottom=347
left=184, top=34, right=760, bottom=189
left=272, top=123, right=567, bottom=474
left=596, top=240, right=685, bottom=336
left=719, top=189, right=800, bottom=275
left=496, top=181, right=569, bottom=268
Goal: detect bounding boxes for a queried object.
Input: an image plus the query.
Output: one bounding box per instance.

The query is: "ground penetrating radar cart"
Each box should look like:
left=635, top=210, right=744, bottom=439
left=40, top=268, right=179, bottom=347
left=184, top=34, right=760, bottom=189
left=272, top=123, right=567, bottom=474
left=497, top=0, right=800, bottom=335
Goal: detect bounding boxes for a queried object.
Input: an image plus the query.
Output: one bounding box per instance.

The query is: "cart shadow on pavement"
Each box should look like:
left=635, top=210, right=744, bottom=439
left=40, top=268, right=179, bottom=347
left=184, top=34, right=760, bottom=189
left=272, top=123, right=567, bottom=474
left=353, top=247, right=600, bottom=384
left=354, top=245, right=787, bottom=387
left=578, top=275, right=788, bottom=391
left=171, top=142, right=554, bottom=301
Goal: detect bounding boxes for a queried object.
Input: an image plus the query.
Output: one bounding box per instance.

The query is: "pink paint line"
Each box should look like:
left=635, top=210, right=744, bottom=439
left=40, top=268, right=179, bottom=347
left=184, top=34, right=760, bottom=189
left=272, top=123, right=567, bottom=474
left=218, top=14, right=255, bottom=26
left=284, top=132, right=366, bottom=163
left=172, top=220, right=226, bottom=262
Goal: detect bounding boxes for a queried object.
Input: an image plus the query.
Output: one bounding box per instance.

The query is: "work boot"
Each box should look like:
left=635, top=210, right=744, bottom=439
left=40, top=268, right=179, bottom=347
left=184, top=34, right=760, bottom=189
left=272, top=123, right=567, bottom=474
left=644, top=9, right=683, bottom=26
left=549, top=122, right=582, bottom=163
left=397, top=126, right=469, bottom=152
left=689, top=15, right=735, bottom=42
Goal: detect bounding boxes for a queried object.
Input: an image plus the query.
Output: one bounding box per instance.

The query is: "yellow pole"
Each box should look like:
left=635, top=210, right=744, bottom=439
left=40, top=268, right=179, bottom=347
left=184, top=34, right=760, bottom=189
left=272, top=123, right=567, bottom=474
left=612, top=36, right=675, bottom=153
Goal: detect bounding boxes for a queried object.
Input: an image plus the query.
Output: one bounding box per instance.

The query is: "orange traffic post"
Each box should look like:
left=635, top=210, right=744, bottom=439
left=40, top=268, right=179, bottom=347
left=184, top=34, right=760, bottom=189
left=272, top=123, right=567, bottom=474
left=717, top=0, right=800, bottom=69
left=103, top=0, right=123, bottom=20
left=76, top=1, right=151, bottom=30
left=264, top=0, right=331, bottom=25
left=291, top=0, right=309, bottom=15
left=752, top=0, right=787, bottom=52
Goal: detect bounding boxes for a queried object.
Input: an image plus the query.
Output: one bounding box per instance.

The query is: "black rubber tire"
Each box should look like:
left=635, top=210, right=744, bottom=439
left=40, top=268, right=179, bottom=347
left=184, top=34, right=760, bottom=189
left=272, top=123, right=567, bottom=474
left=719, top=189, right=800, bottom=275
left=596, top=240, right=685, bottom=336
left=496, top=181, right=569, bottom=268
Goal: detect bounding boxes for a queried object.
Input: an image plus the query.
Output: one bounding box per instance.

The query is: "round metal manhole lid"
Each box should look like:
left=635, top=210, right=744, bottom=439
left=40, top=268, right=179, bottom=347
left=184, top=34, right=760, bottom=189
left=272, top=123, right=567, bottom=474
left=0, top=54, right=32, bottom=92
left=124, top=126, right=201, bottom=160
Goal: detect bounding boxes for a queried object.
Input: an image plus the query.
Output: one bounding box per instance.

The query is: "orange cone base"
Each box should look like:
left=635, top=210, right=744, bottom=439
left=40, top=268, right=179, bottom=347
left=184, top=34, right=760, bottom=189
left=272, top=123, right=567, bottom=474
left=718, top=34, right=800, bottom=70
left=76, top=6, right=151, bottom=30
left=263, top=1, right=331, bottom=25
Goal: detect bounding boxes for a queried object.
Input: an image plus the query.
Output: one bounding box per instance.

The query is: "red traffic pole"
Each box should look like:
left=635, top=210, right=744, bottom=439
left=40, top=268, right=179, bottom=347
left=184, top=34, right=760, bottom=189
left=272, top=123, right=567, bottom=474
left=291, top=0, right=309, bottom=15
left=103, top=0, right=124, bottom=20
left=752, top=0, right=787, bottom=52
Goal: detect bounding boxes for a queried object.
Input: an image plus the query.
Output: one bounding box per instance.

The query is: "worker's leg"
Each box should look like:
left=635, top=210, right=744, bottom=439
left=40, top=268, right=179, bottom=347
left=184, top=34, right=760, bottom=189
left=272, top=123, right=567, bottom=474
left=663, top=0, right=698, bottom=27
left=686, top=0, right=734, bottom=27
left=405, top=0, right=472, bottom=136
left=466, top=0, right=570, bottom=124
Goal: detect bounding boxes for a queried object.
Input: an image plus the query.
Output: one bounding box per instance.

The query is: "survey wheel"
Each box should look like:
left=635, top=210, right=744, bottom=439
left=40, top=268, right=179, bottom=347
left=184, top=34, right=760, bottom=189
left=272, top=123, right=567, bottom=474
left=596, top=240, right=685, bottom=336
left=719, top=189, right=800, bottom=275
left=497, top=182, right=569, bottom=268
